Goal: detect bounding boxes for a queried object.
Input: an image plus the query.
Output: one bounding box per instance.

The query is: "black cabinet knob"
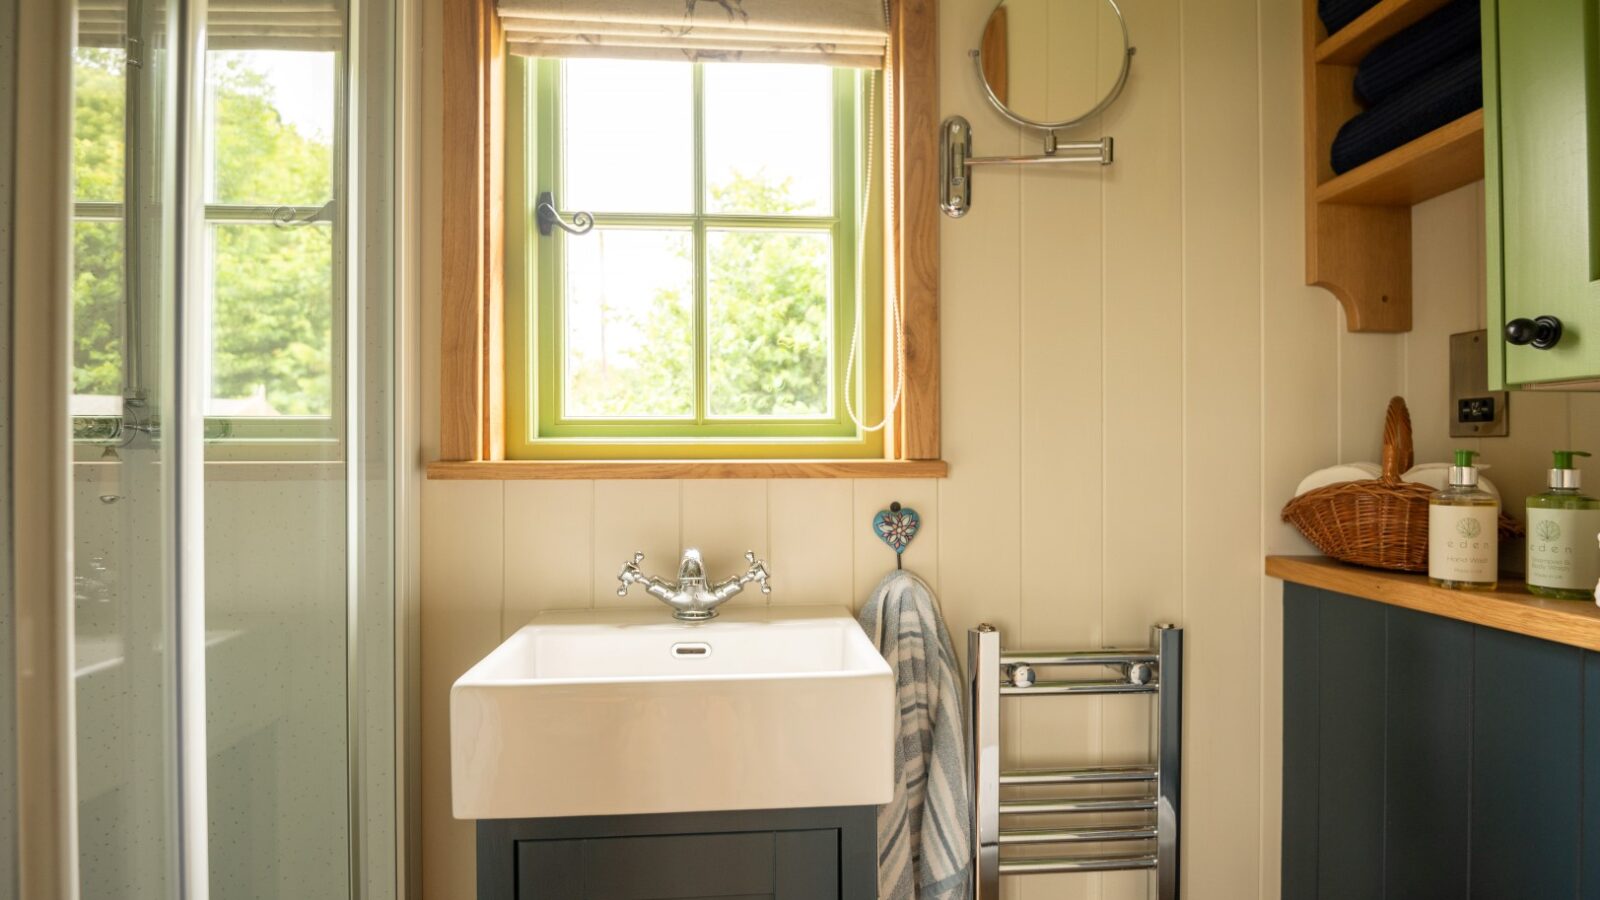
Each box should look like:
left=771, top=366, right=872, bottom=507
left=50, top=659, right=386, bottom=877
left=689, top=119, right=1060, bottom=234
left=1505, top=315, right=1563, bottom=350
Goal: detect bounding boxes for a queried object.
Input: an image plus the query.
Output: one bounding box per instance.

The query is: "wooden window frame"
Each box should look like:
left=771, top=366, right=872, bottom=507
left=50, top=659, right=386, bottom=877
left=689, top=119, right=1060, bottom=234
left=431, top=0, right=942, bottom=479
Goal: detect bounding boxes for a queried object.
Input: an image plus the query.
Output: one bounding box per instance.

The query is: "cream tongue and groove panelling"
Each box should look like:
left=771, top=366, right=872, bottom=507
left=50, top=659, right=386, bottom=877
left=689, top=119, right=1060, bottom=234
left=416, top=1, right=1600, bottom=899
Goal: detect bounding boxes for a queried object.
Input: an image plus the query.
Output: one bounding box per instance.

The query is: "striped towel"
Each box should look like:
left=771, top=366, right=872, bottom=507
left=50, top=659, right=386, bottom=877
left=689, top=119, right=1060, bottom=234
left=858, top=571, right=971, bottom=900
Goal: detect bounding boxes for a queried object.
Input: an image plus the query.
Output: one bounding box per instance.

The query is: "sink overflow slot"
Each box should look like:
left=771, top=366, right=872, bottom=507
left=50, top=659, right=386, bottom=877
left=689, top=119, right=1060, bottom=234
left=671, top=642, right=712, bottom=659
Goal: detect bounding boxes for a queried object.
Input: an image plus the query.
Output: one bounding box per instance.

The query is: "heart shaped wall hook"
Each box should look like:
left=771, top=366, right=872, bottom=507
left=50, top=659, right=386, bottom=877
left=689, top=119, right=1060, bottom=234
left=872, top=501, right=921, bottom=569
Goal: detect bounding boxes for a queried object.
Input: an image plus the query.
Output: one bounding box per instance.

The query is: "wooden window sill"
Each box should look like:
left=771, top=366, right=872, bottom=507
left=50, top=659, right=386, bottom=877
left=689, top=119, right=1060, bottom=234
left=426, top=459, right=949, bottom=480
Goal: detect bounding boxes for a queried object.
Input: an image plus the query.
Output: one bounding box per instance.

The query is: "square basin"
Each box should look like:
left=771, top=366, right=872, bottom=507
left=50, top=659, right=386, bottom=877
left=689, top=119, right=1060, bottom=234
left=451, top=604, right=894, bottom=819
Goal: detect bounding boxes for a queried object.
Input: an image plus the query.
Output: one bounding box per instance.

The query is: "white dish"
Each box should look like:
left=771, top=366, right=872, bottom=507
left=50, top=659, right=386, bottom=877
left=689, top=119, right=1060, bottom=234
left=1295, top=463, right=1383, bottom=497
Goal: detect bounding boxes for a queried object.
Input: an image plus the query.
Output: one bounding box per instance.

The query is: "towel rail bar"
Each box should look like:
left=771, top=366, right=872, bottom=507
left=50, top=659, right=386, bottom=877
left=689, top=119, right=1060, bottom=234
left=999, top=650, right=1157, bottom=667
left=1000, top=764, right=1155, bottom=785
left=1000, top=797, right=1155, bottom=816
left=969, top=623, right=1182, bottom=900
left=997, top=854, right=1157, bottom=876
left=998, top=824, right=1158, bottom=845
left=1000, top=680, right=1156, bottom=696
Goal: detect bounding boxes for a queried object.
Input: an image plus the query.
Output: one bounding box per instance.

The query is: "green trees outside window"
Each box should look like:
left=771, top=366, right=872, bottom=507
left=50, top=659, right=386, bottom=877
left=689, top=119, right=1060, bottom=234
left=507, top=57, right=884, bottom=459
left=71, top=49, right=127, bottom=401
left=70, top=44, right=339, bottom=434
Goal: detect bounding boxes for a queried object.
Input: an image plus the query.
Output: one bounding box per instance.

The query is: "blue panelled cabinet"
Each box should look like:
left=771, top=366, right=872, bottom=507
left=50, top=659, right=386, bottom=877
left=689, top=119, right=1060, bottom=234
left=1282, top=583, right=1600, bottom=898
left=476, top=806, right=879, bottom=900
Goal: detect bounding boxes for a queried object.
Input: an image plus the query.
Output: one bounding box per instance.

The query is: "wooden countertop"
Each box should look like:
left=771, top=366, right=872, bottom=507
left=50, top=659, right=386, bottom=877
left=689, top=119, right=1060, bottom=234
left=1266, top=555, right=1600, bottom=652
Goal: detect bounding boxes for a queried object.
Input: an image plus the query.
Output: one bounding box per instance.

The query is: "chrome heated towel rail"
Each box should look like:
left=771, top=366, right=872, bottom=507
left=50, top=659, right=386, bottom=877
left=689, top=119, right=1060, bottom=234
left=968, top=623, right=1182, bottom=900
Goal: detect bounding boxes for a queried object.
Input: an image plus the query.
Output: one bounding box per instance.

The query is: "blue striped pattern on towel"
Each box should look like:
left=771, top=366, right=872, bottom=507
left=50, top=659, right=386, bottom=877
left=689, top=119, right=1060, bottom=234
left=859, top=570, right=971, bottom=900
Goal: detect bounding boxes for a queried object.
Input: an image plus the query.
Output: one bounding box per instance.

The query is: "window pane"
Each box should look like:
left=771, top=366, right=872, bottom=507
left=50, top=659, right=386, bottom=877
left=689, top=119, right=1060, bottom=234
left=706, top=229, right=831, bottom=418
left=703, top=64, right=833, bottom=216
left=564, top=228, right=694, bottom=418
left=73, top=48, right=126, bottom=203
left=207, top=50, right=335, bottom=207
left=72, top=220, right=124, bottom=406
left=207, top=222, right=334, bottom=417
left=563, top=59, right=692, bottom=214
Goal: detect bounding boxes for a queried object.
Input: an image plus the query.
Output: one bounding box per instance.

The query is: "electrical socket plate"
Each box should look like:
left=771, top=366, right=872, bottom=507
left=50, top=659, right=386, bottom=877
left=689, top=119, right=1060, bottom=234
left=1450, top=330, right=1509, bottom=438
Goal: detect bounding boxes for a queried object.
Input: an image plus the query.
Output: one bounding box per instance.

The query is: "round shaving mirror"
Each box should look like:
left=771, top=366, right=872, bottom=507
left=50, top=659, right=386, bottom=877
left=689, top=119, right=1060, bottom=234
left=972, top=0, right=1133, bottom=133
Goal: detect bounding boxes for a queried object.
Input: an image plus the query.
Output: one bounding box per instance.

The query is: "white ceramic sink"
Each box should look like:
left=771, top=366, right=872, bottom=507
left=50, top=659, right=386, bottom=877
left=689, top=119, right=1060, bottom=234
left=451, top=604, right=894, bottom=819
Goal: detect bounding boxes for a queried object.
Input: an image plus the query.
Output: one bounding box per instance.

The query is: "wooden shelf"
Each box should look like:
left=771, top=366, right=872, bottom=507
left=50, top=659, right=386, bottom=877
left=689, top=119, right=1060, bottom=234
left=1267, top=556, right=1600, bottom=652
left=1314, top=109, right=1485, bottom=206
left=1314, top=0, right=1455, bottom=66
left=427, top=459, right=950, bottom=480
left=1302, top=0, right=1486, bottom=333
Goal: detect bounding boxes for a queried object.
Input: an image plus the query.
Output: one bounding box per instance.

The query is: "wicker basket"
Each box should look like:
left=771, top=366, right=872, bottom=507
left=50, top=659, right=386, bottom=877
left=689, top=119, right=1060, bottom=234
left=1282, top=397, right=1521, bottom=572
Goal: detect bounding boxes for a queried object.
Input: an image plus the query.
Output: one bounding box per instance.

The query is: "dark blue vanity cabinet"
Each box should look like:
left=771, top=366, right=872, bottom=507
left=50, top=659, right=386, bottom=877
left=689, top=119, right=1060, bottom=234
left=1283, top=583, right=1600, bottom=899
left=476, top=806, right=878, bottom=900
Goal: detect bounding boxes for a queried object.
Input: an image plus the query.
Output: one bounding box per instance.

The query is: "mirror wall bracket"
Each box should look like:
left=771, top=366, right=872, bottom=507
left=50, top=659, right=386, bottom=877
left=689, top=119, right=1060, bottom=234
left=939, top=116, right=1114, bottom=218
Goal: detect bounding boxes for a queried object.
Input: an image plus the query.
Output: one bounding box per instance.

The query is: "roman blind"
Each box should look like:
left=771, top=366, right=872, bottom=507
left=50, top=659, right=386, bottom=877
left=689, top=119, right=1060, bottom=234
left=77, top=0, right=345, bottom=52
left=496, top=0, right=890, bottom=67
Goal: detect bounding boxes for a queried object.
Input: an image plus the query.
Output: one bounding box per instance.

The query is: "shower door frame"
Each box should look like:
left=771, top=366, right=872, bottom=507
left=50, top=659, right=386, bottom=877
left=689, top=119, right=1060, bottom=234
left=5, top=0, right=417, bottom=895
left=10, top=0, right=82, bottom=897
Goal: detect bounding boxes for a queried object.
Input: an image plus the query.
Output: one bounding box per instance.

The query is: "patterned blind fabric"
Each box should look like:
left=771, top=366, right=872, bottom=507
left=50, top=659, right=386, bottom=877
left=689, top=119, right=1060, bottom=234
left=498, top=0, right=890, bottom=67
left=78, top=0, right=345, bottom=52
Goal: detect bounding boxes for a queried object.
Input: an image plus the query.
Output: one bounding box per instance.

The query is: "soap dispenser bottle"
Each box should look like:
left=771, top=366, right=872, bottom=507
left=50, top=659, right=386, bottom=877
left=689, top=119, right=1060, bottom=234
left=1526, top=450, right=1600, bottom=599
left=1429, top=449, right=1499, bottom=591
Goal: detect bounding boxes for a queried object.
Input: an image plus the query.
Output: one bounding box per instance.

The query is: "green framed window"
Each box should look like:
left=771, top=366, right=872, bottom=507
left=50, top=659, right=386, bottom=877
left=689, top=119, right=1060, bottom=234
left=506, top=57, right=884, bottom=460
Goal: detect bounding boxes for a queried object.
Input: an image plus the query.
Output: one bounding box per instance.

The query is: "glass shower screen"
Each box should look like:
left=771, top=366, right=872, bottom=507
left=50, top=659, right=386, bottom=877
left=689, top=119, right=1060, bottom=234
left=68, top=0, right=397, bottom=898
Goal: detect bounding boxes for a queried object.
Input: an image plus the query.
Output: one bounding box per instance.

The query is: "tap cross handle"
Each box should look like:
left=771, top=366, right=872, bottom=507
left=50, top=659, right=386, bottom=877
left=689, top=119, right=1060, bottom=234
left=617, top=551, right=648, bottom=596
left=744, top=550, right=773, bottom=595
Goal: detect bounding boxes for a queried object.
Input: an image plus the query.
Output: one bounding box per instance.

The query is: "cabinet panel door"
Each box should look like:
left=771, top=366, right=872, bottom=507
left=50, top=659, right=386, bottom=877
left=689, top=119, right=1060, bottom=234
left=518, top=832, right=777, bottom=899
left=1488, top=0, right=1600, bottom=385
left=1384, top=608, right=1471, bottom=900
left=1315, top=591, right=1387, bottom=900
left=774, top=830, right=841, bottom=900
left=1585, top=653, right=1600, bottom=899
left=515, top=830, right=841, bottom=900
left=1281, top=586, right=1321, bottom=900
left=1471, top=628, right=1583, bottom=897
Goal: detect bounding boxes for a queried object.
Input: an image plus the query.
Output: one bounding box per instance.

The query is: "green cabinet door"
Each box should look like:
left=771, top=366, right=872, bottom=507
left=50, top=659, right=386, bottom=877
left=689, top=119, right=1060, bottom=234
left=1485, top=0, right=1600, bottom=386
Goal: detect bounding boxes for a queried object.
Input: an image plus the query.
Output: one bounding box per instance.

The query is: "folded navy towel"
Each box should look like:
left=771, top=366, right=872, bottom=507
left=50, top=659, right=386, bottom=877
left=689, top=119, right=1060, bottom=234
left=1355, top=0, right=1480, bottom=105
left=1331, top=51, right=1482, bottom=174
left=1320, top=0, right=1382, bottom=35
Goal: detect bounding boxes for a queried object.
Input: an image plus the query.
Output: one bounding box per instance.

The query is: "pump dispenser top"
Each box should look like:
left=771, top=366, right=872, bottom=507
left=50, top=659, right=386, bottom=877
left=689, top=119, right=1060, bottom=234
left=1448, top=449, right=1481, bottom=488
left=1548, top=450, right=1590, bottom=490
